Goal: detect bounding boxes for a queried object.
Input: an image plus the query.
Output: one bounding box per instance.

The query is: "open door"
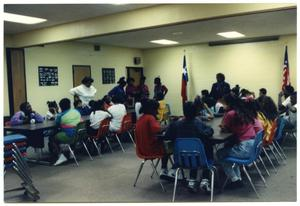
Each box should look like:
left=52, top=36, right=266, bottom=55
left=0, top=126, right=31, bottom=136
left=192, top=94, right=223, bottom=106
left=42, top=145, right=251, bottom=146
left=72, top=65, right=91, bottom=87
left=126, top=67, right=143, bottom=86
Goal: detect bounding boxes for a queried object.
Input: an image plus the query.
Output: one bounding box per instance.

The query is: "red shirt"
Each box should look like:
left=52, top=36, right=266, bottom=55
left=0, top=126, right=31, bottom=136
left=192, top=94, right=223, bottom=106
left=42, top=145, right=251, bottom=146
left=135, top=114, right=164, bottom=157
left=222, top=110, right=256, bottom=142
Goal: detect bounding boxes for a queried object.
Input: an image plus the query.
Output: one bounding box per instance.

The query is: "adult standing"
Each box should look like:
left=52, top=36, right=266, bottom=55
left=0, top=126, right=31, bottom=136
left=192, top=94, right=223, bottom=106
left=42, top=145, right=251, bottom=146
left=210, top=73, right=230, bottom=102
left=108, top=77, right=127, bottom=101
left=137, top=76, right=149, bottom=99
left=69, top=76, right=97, bottom=112
left=153, top=77, right=168, bottom=100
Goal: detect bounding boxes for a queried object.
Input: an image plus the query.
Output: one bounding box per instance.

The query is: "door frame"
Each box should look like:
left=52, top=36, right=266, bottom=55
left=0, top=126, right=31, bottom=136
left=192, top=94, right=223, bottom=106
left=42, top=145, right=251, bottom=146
left=126, top=66, right=144, bottom=83
left=6, top=48, right=27, bottom=116
left=72, top=65, right=91, bottom=87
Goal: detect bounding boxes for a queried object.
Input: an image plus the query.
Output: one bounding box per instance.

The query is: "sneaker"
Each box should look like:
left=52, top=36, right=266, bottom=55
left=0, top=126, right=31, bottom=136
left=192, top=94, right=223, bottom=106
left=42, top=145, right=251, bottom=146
left=53, top=154, right=68, bottom=166
left=168, top=169, right=184, bottom=180
left=200, top=179, right=211, bottom=193
left=187, top=179, right=199, bottom=193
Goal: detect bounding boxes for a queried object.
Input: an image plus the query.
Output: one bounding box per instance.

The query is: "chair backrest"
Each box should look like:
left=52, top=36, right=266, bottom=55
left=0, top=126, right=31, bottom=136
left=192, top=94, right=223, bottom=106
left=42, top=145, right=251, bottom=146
left=120, top=113, right=132, bottom=132
left=274, top=116, right=286, bottom=142
left=96, top=118, right=110, bottom=138
left=174, top=138, right=209, bottom=169
left=74, top=121, right=87, bottom=143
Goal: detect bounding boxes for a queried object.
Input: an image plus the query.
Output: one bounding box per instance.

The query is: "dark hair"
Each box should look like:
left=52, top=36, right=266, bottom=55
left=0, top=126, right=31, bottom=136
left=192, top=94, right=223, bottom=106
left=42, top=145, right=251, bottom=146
left=216, top=73, right=225, bottom=82
left=59, top=98, right=71, bottom=112
left=193, top=95, right=204, bottom=110
left=126, top=77, right=134, bottom=84
left=47, top=101, right=58, bottom=108
left=183, top=101, right=197, bottom=120
left=73, top=99, right=82, bottom=108
left=222, top=94, right=254, bottom=125
left=284, top=85, right=295, bottom=95
left=91, top=100, right=104, bottom=114
left=258, top=96, right=278, bottom=121
left=240, top=88, right=252, bottom=97
left=259, top=88, right=267, bottom=95
left=117, top=77, right=126, bottom=85
left=81, top=76, right=94, bottom=84
left=19, top=102, right=29, bottom=113
left=140, top=99, right=159, bottom=117
left=231, top=85, right=240, bottom=96
left=201, top=90, right=209, bottom=97
left=112, top=94, right=125, bottom=104
left=154, top=77, right=161, bottom=85
left=102, top=95, right=111, bottom=104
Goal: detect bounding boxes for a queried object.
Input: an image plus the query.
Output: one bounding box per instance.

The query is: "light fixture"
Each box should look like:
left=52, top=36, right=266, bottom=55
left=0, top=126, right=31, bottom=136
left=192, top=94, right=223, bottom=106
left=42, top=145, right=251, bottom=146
left=150, top=39, right=179, bottom=45
left=217, top=31, right=245, bottom=38
left=172, top=32, right=183, bottom=35
left=4, top=12, right=47, bottom=24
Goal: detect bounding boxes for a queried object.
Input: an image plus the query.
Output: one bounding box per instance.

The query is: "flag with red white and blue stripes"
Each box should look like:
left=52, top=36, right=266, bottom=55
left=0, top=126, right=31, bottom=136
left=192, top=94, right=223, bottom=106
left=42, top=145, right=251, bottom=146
left=181, top=55, right=188, bottom=103
left=282, top=46, right=290, bottom=90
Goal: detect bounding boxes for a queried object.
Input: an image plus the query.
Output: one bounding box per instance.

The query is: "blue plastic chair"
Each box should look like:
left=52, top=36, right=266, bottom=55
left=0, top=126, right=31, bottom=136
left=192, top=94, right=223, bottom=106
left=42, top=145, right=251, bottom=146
left=273, top=117, right=287, bottom=160
left=172, top=138, right=217, bottom=202
left=222, top=130, right=265, bottom=198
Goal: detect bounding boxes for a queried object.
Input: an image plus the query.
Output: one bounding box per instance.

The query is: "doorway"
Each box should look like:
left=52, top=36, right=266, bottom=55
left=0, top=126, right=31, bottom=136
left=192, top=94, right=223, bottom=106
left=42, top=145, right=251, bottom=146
left=126, top=67, right=143, bottom=86
left=6, top=48, right=27, bottom=116
left=72, top=65, right=91, bottom=87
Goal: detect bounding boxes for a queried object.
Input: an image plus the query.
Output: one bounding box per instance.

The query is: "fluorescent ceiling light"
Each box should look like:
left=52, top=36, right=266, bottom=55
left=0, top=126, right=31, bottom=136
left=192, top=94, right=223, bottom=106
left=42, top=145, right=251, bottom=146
left=217, top=31, right=245, bottom=38
left=150, top=39, right=179, bottom=45
left=4, top=12, right=47, bottom=24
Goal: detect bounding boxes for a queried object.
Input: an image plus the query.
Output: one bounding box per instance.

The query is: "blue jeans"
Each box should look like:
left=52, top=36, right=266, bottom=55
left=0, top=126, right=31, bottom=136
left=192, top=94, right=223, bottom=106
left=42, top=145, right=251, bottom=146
left=217, top=139, right=255, bottom=182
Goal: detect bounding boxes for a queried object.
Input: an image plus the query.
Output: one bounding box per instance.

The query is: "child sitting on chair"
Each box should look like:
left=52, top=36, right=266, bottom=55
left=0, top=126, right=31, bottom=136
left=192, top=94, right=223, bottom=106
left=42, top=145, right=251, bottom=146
left=88, top=100, right=111, bottom=136
left=10, top=102, right=44, bottom=125
left=51, top=98, right=81, bottom=166
left=46, top=101, right=59, bottom=120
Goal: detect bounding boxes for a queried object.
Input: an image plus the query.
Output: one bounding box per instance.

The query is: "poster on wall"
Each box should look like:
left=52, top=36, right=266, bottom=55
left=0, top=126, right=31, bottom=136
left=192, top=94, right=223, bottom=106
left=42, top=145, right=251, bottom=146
left=38, top=66, right=58, bottom=86
left=102, top=68, right=115, bottom=84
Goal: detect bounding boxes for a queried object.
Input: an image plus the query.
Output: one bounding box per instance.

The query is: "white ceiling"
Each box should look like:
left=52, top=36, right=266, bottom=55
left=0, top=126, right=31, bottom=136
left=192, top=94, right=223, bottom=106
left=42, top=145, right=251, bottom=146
left=4, top=5, right=296, bottom=49
left=78, top=9, right=297, bottom=49
left=4, top=4, right=155, bottom=34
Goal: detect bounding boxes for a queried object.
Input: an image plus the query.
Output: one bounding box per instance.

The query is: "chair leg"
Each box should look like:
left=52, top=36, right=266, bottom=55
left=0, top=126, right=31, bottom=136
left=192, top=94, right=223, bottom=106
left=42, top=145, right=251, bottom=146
left=67, top=145, right=79, bottom=167
left=150, top=160, right=166, bottom=192
left=242, top=165, right=259, bottom=198
left=105, top=137, right=113, bottom=153
left=92, top=139, right=102, bottom=157
left=115, top=134, right=125, bottom=152
left=127, top=131, right=136, bottom=147
left=262, top=147, right=277, bottom=173
left=209, top=169, right=215, bottom=202
left=82, top=141, right=93, bottom=160
left=268, top=145, right=281, bottom=165
left=172, top=168, right=181, bottom=202
left=253, top=161, right=267, bottom=187
left=259, top=155, right=270, bottom=177
left=275, top=141, right=287, bottom=159
left=151, top=159, right=160, bottom=179
left=169, top=156, right=174, bottom=166
left=272, top=142, right=286, bottom=164
left=133, top=160, right=145, bottom=187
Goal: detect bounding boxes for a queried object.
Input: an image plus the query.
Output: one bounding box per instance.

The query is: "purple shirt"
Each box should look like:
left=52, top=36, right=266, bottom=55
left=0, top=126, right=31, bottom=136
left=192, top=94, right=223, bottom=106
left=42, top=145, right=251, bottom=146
left=10, top=111, right=44, bottom=126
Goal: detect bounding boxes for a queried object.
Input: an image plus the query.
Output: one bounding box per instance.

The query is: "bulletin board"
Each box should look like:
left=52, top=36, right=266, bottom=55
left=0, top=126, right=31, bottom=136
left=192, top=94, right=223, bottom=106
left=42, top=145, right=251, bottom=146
left=38, top=66, right=58, bottom=86
left=102, top=68, right=115, bottom=84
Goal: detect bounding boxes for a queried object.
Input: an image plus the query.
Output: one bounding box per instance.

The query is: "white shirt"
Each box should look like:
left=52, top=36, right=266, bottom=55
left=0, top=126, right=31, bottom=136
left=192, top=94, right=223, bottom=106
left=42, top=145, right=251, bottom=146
left=108, top=104, right=126, bottom=131
left=135, top=102, right=143, bottom=120
left=89, top=111, right=111, bottom=130
left=69, top=84, right=97, bottom=107
left=282, top=96, right=291, bottom=107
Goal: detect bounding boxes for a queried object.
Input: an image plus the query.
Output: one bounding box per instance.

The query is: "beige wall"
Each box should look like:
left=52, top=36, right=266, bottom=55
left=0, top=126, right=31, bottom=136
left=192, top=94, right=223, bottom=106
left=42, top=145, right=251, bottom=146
left=3, top=41, right=143, bottom=116
left=143, top=35, right=296, bottom=116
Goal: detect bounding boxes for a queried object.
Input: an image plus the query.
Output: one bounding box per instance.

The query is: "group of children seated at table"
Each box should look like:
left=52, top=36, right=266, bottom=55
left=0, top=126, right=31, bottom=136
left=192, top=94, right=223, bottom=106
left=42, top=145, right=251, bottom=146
left=134, top=82, right=297, bottom=194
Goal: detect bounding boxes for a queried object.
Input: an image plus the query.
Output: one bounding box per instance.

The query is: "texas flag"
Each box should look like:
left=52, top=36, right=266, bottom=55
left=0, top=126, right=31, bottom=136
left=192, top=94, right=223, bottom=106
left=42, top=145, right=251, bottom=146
left=181, top=55, right=188, bottom=103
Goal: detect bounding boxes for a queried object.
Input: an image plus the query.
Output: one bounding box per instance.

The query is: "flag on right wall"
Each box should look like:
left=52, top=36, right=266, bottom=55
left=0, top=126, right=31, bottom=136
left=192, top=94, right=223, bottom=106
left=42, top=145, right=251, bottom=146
left=282, top=46, right=291, bottom=90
